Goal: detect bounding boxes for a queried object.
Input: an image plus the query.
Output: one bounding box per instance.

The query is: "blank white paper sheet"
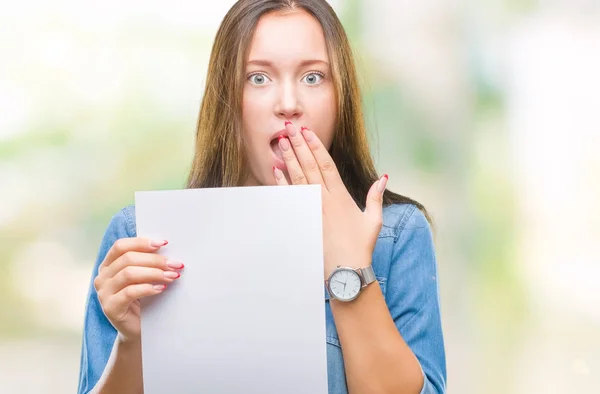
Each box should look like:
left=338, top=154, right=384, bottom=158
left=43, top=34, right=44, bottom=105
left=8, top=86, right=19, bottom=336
left=135, top=185, right=328, bottom=394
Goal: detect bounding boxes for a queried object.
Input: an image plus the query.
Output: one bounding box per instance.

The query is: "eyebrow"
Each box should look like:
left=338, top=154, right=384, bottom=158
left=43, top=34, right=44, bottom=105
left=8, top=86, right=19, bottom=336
left=246, top=59, right=330, bottom=67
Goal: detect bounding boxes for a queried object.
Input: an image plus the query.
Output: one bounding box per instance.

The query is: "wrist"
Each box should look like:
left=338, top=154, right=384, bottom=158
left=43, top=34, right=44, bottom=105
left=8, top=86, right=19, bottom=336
left=116, top=332, right=141, bottom=349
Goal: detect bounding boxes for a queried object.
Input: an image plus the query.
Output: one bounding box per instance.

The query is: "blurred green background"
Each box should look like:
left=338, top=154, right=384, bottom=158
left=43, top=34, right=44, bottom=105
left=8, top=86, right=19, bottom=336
left=1, top=0, right=599, bottom=392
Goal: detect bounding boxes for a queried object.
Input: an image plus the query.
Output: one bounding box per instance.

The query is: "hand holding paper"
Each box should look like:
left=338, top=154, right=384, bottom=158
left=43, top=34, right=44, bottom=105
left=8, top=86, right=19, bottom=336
left=93, top=237, right=184, bottom=342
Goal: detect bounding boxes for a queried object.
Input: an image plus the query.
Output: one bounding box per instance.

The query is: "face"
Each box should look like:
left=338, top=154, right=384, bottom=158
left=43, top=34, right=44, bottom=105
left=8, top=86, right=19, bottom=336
left=241, top=10, right=337, bottom=186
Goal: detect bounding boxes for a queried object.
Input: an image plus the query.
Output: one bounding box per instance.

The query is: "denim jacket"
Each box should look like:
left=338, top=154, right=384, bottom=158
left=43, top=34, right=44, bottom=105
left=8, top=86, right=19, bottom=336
left=77, top=203, right=446, bottom=393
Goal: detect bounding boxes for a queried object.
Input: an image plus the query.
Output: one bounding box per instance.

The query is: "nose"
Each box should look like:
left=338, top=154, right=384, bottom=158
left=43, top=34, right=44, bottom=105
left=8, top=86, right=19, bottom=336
left=275, top=79, right=302, bottom=120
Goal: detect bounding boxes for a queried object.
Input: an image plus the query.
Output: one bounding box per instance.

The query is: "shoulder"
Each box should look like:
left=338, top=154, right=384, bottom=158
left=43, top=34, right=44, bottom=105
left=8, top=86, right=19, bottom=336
left=379, top=203, right=440, bottom=315
left=381, top=203, right=431, bottom=241
left=103, top=204, right=137, bottom=239
left=377, top=203, right=437, bottom=285
left=92, top=205, right=138, bottom=270
left=372, top=203, right=436, bottom=288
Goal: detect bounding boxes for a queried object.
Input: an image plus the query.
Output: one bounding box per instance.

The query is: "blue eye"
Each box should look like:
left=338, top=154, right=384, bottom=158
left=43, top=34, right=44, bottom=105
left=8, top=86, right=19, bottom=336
left=302, top=72, right=324, bottom=85
left=248, top=73, right=271, bottom=85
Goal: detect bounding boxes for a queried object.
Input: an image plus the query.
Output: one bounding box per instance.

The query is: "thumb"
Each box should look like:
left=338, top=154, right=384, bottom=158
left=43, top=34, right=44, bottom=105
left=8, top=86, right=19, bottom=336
left=364, top=174, right=388, bottom=222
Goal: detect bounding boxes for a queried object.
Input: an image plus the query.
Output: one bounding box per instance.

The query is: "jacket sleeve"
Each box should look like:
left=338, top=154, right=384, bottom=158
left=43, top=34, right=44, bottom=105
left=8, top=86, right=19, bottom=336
left=386, top=205, right=447, bottom=394
left=77, top=207, right=135, bottom=394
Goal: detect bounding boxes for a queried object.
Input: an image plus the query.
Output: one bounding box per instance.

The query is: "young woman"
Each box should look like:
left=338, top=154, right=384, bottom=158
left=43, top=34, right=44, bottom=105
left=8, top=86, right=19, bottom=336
left=77, top=1, right=446, bottom=393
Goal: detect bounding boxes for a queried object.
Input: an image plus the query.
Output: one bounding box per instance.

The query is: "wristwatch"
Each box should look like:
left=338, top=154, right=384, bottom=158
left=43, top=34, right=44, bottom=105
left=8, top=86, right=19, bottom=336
left=325, top=265, right=376, bottom=302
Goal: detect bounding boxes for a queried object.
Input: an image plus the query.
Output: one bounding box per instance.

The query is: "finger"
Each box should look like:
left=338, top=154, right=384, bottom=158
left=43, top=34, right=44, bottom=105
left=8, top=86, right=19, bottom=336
left=99, top=237, right=168, bottom=272
left=279, top=135, right=308, bottom=185
left=300, top=127, right=343, bottom=191
left=108, top=265, right=180, bottom=294
left=103, top=251, right=184, bottom=279
left=273, top=165, right=289, bottom=186
left=284, top=121, right=324, bottom=185
left=364, top=174, right=388, bottom=223
left=104, top=283, right=167, bottom=321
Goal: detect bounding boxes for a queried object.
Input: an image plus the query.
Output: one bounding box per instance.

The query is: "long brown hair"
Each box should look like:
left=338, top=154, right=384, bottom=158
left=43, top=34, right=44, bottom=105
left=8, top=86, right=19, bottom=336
left=186, top=0, right=430, bottom=221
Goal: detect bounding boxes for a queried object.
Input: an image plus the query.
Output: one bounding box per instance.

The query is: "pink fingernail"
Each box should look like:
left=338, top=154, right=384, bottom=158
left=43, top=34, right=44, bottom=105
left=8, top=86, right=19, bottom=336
left=279, top=136, right=291, bottom=151
left=284, top=121, right=292, bottom=126
left=153, top=284, right=166, bottom=291
left=377, top=174, right=388, bottom=192
left=164, top=271, right=180, bottom=279
left=150, top=240, right=168, bottom=248
left=301, top=128, right=314, bottom=141
left=166, top=260, right=184, bottom=269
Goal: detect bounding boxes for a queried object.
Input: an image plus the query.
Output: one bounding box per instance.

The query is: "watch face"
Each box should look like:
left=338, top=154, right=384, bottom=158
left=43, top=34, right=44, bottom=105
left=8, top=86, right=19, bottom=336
left=328, top=268, right=362, bottom=301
